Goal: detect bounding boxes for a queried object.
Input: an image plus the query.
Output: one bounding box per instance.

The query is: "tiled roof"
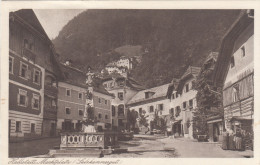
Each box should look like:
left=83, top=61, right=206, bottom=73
left=127, top=83, right=171, bottom=104
left=181, top=66, right=201, bottom=80
left=59, top=64, right=112, bottom=96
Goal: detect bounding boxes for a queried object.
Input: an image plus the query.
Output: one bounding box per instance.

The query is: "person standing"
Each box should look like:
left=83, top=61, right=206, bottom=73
left=229, top=130, right=235, bottom=150
left=235, top=130, right=243, bottom=151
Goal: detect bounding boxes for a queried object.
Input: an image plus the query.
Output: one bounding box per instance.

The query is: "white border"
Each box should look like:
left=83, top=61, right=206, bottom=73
left=1, top=1, right=260, bottom=165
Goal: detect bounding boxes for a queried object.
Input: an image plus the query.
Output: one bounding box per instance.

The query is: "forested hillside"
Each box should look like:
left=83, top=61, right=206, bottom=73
left=52, top=9, right=241, bottom=88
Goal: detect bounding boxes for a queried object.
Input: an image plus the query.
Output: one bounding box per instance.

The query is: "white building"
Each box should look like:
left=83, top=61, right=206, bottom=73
left=169, top=66, right=200, bottom=139
left=127, top=83, right=172, bottom=130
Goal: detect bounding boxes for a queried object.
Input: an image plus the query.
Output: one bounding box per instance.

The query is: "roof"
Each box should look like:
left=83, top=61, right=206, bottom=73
left=59, top=64, right=112, bottom=96
left=176, top=66, right=200, bottom=94
left=10, top=9, right=62, bottom=78
left=127, top=83, right=171, bottom=104
left=212, top=10, right=254, bottom=87
left=11, top=9, right=50, bottom=44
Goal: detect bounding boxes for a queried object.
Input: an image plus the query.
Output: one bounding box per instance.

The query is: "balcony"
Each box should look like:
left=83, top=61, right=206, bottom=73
left=22, top=48, right=36, bottom=62
left=44, top=85, right=58, bottom=97
left=43, top=107, right=57, bottom=119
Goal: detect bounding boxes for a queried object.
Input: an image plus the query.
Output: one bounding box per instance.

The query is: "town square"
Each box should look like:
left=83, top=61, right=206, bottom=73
left=6, top=8, right=254, bottom=159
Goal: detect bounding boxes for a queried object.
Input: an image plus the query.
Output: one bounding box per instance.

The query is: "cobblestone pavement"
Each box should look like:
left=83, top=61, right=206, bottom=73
left=9, top=135, right=253, bottom=158
left=105, top=134, right=253, bottom=158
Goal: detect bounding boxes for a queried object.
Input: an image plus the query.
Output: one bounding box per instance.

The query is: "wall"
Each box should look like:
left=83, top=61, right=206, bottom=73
left=223, top=25, right=254, bottom=131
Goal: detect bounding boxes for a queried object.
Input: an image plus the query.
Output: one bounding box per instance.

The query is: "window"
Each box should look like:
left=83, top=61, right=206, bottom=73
left=65, top=107, right=71, bottom=114
left=78, top=109, right=83, bottom=116
left=33, top=69, right=40, bottom=84
left=185, top=84, right=189, bottom=93
left=230, top=56, right=235, bottom=68
left=232, top=85, right=239, bottom=102
left=112, top=105, right=116, bottom=116
left=118, top=104, right=124, bottom=115
left=31, top=123, right=35, bottom=133
left=105, top=115, right=108, bottom=119
left=118, top=92, right=124, bottom=100
left=149, top=106, right=154, bottom=113
left=169, top=108, right=174, bottom=115
left=104, top=83, right=107, bottom=88
left=183, top=101, right=187, bottom=109
left=158, top=104, right=164, bottom=110
left=16, top=121, right=21, bottom=132
left=98, top=113, right=102, bottom=119
left=20, top=62, right=29, bottom=79
left=191, top=80, right=195, bottom=90
left=66, top=89, right=71, bottom=97
left=51, top=99, right=56, bottom=107
left=105, top=100, right=107, bottom=105
left=32, top=94, right=40, bottom=110
left=241, top=46, right=245, bottom=57
left=118, top=119, right=123, bottom=126
left=189, top=99, right=193, bottom=107
left=9, top=56, right=14, bottom=74
left=139, top=108, right=142, bottom=115
left=18, top=89, right=27, bottom=107
left=98, top=98, right=101, bottom=103
left=78, top=92, right=83, bottom=99
left=24, top=39, right=29, bottom=49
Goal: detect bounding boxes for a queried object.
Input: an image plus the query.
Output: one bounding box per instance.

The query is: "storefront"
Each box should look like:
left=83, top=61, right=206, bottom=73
left=207, top=116, right=223, bottom=142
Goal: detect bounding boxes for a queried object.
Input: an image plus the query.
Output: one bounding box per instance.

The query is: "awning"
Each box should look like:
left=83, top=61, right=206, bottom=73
left=229, top=116, right=252, bottom=122
left=171, top=120, right=182, bottom=125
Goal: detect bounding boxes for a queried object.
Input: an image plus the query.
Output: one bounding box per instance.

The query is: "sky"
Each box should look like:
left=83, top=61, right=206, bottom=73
left=34, top=9, right=85, bottom=39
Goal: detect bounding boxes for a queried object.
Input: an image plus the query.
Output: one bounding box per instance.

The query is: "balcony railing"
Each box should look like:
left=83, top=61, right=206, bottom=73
left=22, top=48, right=36, bottom=62
left=60, top=132, right=118, bottom=149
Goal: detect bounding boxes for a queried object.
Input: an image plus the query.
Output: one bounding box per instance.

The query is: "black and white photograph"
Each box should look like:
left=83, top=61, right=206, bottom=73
left=1, top=1, right=258, bottom=163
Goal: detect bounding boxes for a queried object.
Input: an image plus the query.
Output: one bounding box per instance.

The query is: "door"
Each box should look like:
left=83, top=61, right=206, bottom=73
left=50, top=123, right=56, bottom=136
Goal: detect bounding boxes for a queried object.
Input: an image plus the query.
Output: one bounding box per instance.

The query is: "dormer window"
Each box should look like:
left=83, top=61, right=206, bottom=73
left=230, top=56, right=235, bottom=68
left=145, top=91, right=155, bottom=99
left=241, top=46, right=245, bottom=57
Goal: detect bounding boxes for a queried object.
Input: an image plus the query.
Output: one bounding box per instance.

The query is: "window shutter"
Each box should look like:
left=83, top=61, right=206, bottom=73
left=17, top=94, right=20, bottom=105
left=31, top=98, right=34, bottom=108
left=25, top=96, right=28, bottom=107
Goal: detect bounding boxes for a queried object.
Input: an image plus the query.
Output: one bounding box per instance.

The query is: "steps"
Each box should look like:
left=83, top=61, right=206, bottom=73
left=49, top=149, right=103, bottom=158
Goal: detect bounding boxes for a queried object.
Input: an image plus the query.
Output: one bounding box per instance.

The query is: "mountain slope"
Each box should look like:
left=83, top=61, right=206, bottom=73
left=52, top=9, right=241, bottom=88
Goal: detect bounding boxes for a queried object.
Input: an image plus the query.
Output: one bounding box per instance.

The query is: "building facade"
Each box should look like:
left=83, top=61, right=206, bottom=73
left=212, top=10, right=254, bottom=150
left=57, top=63, right=113, bottom=133
left=169, top=66, right=200, bottom=138
left=9, top=10, right=59, bottom=139
left=102, top=77, right=143, bottom=130
left=127, top=83, right=172, bottom=131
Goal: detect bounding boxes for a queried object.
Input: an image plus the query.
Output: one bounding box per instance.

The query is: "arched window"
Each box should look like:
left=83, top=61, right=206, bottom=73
left=118, top=104, right=124, bottom=116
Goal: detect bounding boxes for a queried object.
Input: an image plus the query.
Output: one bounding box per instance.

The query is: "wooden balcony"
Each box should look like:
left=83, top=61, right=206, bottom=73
left=60, top=132, right=118, bottom=149
left=44, top=85, right=58, bottom=97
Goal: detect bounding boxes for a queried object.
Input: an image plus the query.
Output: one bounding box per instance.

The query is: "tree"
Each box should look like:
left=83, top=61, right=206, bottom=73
left=139, top=110, right=149, bottom=128
left=193, top=54, right=223, bottom=137
left=127, top=109, right=138, bottom=131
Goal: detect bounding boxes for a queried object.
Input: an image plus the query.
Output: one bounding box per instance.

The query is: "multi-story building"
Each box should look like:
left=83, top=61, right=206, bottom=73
left=102, top=76, right=144, bottom=130
left=168, top=66, right=200, bottom=138
left=127, top=83, right=172, bottom=131
left=57, top=63, right=113, bottom=133
left=9, top=9, right=60, bottom=139
left=212, top=10, right=254, bottom=149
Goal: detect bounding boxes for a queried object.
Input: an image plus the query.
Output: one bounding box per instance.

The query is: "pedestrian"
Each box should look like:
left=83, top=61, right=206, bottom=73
left=235, top=130, right=243, bottom=151
left=222, top=131, right=229, bottom=150
left=228, top=130, right=235, bottom=150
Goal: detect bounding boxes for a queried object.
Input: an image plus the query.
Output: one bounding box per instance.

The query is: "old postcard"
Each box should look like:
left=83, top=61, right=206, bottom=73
left=0, top=1, right=259, bottom=165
